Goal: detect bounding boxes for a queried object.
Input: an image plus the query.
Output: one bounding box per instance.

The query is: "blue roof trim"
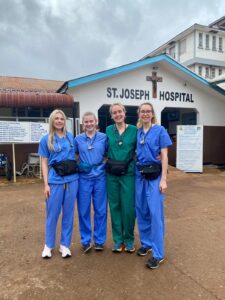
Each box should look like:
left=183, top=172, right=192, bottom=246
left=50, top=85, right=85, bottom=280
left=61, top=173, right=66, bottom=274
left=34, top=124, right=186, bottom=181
left=67, top=55, right=164, bottom=88
left=66, top=54, right=225, bottom=96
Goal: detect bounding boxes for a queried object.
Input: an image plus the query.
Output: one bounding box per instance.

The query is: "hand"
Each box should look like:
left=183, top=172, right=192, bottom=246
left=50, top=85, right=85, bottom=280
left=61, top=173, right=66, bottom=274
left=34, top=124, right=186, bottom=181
left=159, top=179, right=167, bottom=193
left=156, top=154, right=161, bottom=161
left=44, top=184, right=51, bottom=199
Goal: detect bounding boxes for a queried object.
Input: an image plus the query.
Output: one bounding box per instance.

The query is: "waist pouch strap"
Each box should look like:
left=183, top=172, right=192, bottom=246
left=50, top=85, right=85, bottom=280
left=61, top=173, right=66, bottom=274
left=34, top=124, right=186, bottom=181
left=51, top=160, right=79, bottom=177
left=106, top=158, right=133, bottom=176
left=138, top=163, right=161, bottom=180
left=79, top=162, right=103, bottom=173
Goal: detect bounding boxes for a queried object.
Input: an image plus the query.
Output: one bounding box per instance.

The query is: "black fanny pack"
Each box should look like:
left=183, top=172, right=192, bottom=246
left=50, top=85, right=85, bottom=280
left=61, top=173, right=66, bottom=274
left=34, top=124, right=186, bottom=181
left=51, top=160, right=79, bottom=177
left=106, top=158, right=133, bottom=176
left=139, top=164, right=161, bottom=180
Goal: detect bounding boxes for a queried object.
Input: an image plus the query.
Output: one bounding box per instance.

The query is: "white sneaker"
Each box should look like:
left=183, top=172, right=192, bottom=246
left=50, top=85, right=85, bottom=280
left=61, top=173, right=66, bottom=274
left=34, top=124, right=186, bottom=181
left=42, top=245, right=52, bottom=258
left=59, top=245, right=71, bottom=258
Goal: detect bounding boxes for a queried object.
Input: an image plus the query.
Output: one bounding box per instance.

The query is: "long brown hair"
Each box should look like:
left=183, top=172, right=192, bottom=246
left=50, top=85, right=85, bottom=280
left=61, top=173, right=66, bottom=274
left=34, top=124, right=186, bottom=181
left=137, top=102, right=157, bottom=128
left=48, top=109, right=67, bottom=150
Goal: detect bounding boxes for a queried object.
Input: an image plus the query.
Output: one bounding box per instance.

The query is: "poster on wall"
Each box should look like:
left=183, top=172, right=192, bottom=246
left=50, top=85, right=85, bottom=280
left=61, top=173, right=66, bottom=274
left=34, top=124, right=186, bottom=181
left=176, top=125, right=203, bottom=173
left=0, top=121, right=30, bottom=143
left=0, top=120, right=74, bottom=144
left=0, top=121, right=48, bottom=143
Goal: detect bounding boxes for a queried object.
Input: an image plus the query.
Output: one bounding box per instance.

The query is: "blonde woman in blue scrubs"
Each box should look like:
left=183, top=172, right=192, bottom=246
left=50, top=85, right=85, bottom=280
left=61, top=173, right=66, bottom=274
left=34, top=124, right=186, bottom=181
left=38, top=110, right=78, bottom=259
left=136, top=102, right=172, bottom=269
left=75, top=112, right=107, bottom=253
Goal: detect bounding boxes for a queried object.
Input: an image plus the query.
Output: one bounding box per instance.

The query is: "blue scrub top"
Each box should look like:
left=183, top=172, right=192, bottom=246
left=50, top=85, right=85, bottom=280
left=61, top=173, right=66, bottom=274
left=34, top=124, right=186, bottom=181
left=136, top=124, right=172, bottom=167
left=38, top=132, right=78, bottom=184
left=74, top=131, right=107, bottom=179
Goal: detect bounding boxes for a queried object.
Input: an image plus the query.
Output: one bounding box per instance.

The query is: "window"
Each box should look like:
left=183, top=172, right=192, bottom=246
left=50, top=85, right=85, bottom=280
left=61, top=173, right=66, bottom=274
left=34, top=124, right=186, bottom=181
left=43, top=107, right=53, bottom=117
left=205, top=67, right=209, bottom=78
left=12, top=108, right=26, bottom=117
left=219, top=37, right=223, bottom=52
left=219, top=68, right=222, bottom=76
left=180, top=39, right=186, bottom=55
left=169, top=46, right=175, bottom=58
left=27, top=107, right=41, bottom=117
left=212, top=36, right=217, bottom=51
left=205, top=34, right=210, bottom=49
left=198, top=66, right=202, bottom=76
left=211, top=68, right=215, bottom=79
left=198, top=33, right=203, bottom=48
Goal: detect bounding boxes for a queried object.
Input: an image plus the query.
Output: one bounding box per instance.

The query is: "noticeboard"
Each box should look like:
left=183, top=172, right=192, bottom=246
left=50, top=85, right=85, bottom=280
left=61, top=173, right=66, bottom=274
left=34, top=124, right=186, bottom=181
left=176, top=125, right=203, bottom=173
left=0, top=121, right=48, bottom=143
left=0, top=119, right=73, bottom=144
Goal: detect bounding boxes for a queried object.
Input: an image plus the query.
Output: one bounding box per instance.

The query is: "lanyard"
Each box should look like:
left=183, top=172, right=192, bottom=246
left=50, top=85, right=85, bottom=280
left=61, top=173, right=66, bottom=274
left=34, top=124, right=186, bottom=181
left=114, top=124, right=127, bottom=146
left=85, top=132, right=97, bottom=150
left=53, top=133, right=73, bottom=152
left=140, top=125, right=152, bottom=145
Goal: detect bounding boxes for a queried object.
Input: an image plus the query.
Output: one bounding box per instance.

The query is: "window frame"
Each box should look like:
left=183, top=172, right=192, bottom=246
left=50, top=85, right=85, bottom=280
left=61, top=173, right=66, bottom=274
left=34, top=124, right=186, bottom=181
left=205, top=34, right=210, bottom=49
left=198, top=32, right=203, bottom=49
left=219, top=37, right=223, bottom=52
left=212, top=35, right=217, bottom=51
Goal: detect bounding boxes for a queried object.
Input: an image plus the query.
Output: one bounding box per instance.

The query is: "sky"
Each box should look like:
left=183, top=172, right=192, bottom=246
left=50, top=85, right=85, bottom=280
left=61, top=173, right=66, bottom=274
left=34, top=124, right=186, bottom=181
left=0, top=0, right=224, bottom=81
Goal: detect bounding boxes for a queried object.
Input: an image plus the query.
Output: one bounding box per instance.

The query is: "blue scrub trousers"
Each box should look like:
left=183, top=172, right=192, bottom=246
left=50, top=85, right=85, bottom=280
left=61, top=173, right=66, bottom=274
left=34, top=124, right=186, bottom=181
left=45, top=180, right=78, bottom=248
left=77, top=175, right=107, bottom=246
left=135, top=175, right=164, bottom=259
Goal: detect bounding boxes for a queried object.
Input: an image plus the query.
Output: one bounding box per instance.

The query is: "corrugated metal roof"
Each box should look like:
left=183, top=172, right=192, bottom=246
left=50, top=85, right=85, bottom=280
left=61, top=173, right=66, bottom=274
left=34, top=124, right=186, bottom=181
left=0, top=76, right=63, bottom=92
left=0, top=90, right=73, bottom=107
left=0, top=76, right=73, bottom=107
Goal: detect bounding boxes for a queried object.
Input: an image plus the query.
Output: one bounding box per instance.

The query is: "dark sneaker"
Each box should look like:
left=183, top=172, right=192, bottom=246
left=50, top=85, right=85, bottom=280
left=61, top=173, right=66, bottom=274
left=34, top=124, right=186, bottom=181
left=146, top=257, right=164, bottom=269
left=83, top=244, right=92, bottom=253
left=124, top=243, right=135, bottom=253
left=94, top=244, right=104, bottom=251
left=137, top=246, right=152, bottom=256
left=112, top=243, right=124, bottom=253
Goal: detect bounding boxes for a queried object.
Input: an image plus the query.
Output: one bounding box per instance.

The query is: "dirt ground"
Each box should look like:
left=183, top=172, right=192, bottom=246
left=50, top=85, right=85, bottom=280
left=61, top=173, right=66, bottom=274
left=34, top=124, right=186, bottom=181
left=0, top=166, right=225, bottom=300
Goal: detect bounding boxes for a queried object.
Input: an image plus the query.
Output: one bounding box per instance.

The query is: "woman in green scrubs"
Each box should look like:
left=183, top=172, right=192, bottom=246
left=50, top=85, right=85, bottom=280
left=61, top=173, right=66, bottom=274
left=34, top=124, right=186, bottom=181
left=106, top=103, right=137, bottom=253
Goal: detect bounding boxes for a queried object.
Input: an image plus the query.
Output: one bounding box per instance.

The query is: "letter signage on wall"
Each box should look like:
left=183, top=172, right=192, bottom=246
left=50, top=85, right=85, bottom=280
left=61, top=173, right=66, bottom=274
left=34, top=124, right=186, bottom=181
left=176, top=125, right=203, bottom=172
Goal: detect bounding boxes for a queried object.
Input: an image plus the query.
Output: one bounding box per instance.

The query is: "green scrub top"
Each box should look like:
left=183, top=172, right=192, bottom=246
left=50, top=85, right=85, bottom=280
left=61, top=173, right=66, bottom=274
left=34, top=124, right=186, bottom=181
left=106, top=124, right=137, bottom=175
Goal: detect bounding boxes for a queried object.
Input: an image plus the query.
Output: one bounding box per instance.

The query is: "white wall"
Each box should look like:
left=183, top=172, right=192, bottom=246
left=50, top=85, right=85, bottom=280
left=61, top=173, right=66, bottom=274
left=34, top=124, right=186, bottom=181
left=179, top=32, right=195, bottom=63
left=69, top=63, right=225, bottom=126
left=195, top=30, right=225, bottom=61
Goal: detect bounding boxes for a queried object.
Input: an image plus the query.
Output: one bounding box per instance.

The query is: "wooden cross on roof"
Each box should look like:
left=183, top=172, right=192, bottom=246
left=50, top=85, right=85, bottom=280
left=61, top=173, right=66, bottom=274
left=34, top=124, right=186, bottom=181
left=146, top=71, right=163, bottom=98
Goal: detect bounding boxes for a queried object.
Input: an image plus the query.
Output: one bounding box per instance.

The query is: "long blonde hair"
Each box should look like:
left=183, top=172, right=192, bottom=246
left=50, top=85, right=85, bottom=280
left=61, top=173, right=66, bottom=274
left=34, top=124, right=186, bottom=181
left=48, top=109, right=67, bottom=150
left=137, top=102, right=157, bottom=128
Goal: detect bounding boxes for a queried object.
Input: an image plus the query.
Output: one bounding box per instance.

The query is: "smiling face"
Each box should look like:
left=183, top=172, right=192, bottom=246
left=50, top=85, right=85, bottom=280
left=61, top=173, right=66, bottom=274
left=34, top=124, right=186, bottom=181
left=83, top=114, right=97, bottom=134
left=110, top=104, right=126, bottom=125
left=53, top=112, right=65, bottom=132
left=138, top=104, right=154, bottom=125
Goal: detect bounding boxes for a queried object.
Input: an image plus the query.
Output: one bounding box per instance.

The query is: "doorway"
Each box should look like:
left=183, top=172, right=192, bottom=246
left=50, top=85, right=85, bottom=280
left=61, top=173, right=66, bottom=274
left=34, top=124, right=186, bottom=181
left=161, top=107, right=198, bottom=136
left=161, top=107, right=198, bottom=166
left=98, top=105, right=139, bottom=132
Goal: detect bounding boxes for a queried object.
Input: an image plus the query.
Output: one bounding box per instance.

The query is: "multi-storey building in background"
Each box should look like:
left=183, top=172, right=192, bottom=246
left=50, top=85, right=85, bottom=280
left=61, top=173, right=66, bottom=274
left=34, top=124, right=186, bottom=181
left=143, top=16, right=225, bottom=86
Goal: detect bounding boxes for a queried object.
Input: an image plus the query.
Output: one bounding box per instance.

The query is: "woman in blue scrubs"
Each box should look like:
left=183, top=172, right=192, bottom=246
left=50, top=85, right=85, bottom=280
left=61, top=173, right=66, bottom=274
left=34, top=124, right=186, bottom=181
left=75, top=112, right=107, bottom=253
left=135, top=102, right=172, bottom=269
left=38, top=110, right=78, bottom=259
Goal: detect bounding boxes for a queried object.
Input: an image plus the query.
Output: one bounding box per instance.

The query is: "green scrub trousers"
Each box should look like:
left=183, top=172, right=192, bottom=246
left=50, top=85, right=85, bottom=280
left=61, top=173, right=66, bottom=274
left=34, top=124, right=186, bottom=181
left=106, top=124, right=137, bottom=245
